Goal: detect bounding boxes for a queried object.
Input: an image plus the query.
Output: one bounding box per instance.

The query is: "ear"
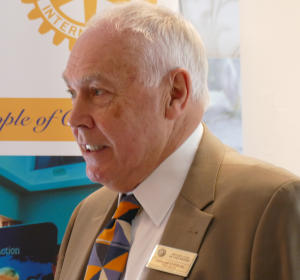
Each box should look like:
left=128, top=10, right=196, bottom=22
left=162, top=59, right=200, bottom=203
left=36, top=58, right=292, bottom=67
left=165, top=68, right=191, bottom=120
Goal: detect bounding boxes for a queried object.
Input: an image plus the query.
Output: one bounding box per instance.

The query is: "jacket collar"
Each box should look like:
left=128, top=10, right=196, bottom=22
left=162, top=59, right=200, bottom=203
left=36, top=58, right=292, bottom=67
left=144, top=124, right=225, bottom=279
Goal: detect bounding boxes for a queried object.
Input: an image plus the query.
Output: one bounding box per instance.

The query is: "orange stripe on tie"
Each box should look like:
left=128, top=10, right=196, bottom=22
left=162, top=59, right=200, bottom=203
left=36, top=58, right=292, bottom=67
left=104, top=252, right=129, bottom=272
left=84, top=265, right=101, bottom=280
left=97, top=222, right=116, bottom=243
left=113, top=201, right=139, bottom=219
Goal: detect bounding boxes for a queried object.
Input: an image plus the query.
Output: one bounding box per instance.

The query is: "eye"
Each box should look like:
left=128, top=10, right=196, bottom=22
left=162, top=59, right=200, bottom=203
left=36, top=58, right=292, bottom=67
left=89, top=86, right=113, bottom=106
left=91, top=87, right=104, bottom=96
left=66, top=88, right=76, bottom=99
left=90, top=87, right=111, bottom=97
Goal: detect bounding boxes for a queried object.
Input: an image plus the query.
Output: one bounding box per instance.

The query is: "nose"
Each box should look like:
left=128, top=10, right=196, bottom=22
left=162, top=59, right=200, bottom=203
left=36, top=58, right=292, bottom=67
left=68, top=94, right=94, bottom=129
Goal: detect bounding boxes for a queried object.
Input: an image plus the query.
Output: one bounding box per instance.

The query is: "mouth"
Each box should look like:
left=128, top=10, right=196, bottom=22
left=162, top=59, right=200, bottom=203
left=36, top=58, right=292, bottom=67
left=82, top=144, right=106, bottom=152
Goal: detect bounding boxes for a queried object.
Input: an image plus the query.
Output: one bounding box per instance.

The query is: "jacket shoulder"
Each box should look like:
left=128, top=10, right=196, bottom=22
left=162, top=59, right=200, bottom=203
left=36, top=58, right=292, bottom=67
left=219, top=147, right=299, bottom=194
left=210, top=147, right=300, bottom=231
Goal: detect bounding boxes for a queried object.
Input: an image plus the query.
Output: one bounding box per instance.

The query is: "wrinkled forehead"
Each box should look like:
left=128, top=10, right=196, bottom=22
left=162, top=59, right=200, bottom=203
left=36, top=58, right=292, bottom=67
left=67, top=23, right=124, bottom=66
left=63, top=24, right=147, bottom=89
left=71, top=19, right=147, bottom=60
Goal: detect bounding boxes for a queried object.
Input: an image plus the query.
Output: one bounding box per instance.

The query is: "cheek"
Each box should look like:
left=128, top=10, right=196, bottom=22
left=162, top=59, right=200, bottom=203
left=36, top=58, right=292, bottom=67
left=102, top=101, right=159, bottom=155
left=112, top=103, right=122, bottom=119
left=111, top=123, right=145, bottom=162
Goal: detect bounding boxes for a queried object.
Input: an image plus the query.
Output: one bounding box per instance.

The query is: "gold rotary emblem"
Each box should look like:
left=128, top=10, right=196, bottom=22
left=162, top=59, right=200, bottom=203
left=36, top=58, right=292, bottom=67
left=21, top=0, right=157, bottom=50
left=157, top=248, right=167, bottom=257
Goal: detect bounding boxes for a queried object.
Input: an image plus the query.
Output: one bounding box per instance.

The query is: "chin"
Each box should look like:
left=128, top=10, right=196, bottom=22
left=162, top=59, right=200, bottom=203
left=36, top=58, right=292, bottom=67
left=85, top=165, right=137, bottom=193
left=86, top=166, right=117, bottom=189
left=86, top=167, right=105, bottom=184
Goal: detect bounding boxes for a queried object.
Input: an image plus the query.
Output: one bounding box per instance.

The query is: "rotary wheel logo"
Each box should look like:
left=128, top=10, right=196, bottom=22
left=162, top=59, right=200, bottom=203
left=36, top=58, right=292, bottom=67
left=157, top=248, right=167, bottom=257
left=21, top=0, right=157, bottom=50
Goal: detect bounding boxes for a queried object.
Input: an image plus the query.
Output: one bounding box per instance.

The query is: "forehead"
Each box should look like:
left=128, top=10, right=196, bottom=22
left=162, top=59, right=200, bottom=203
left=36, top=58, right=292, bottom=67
left=64, top=25, right=139, bottom=86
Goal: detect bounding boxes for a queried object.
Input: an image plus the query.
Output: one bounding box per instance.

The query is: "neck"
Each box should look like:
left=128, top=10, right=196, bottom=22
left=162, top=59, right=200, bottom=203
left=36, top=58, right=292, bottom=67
left=166, top=101, right=203, bottom=158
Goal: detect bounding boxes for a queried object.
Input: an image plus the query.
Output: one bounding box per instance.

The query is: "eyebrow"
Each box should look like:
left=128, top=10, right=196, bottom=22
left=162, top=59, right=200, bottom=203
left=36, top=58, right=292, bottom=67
left=62, top=72, right=110, bottom=86
left=62, top=73, right=69, bottom=85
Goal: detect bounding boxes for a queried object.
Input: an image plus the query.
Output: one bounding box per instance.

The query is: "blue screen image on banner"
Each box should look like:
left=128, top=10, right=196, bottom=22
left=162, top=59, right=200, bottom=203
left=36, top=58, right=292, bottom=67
left=0, top=223, right=57, bottom=280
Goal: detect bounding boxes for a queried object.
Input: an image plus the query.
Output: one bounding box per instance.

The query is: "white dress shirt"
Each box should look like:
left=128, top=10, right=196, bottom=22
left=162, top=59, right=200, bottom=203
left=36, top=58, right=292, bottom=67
left=123, top=123, right=203, bottom=280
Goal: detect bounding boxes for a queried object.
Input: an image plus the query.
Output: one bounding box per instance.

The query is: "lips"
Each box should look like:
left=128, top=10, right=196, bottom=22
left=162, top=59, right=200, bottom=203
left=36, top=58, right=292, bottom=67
left=82, top=144, right=106, bottom=152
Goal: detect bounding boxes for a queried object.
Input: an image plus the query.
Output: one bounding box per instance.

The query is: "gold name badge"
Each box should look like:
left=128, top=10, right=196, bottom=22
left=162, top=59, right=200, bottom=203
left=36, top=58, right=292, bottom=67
left=146, top=245, right=197, bottom=277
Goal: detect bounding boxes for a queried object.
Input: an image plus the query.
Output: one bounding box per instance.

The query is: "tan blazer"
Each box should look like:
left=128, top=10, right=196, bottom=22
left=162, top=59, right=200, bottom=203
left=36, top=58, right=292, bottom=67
left=55, top=127, right=300, bottom=280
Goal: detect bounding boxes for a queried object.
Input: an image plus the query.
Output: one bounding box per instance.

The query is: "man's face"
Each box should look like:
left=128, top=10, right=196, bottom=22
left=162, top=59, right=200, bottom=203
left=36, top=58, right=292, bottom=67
left=63, top=26, right=172, bottom=192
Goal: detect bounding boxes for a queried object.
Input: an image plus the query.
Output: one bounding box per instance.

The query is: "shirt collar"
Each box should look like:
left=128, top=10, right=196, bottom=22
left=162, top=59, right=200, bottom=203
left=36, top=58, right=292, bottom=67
left=132, top=123, right=203, bottom=227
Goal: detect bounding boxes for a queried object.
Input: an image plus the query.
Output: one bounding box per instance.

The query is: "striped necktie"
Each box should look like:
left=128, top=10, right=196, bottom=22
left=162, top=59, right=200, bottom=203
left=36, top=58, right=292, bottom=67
left=84, top=194, right=140, bottom=280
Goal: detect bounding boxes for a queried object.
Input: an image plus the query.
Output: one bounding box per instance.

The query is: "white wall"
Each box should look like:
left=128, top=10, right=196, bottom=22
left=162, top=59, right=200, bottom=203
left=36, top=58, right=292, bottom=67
left=240, top=0, right=300, bottom=175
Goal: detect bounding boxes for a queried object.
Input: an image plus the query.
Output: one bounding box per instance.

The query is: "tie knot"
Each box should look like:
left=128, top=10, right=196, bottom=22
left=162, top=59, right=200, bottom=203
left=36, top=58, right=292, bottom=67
left=113, top=194, right=140, bottom=222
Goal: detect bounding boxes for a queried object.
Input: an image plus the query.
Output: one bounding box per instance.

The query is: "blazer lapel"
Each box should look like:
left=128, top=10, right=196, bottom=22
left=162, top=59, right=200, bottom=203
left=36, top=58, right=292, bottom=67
left=59, top=189, right=118, bottom=279
left=144, top=124, right=225, bottom=280
left=78, top=201, right=118, bottom=277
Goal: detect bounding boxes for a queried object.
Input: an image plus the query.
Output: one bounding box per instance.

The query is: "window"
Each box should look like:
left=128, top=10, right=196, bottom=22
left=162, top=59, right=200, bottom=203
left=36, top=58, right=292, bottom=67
left=180, top=0, right=241, bottom=151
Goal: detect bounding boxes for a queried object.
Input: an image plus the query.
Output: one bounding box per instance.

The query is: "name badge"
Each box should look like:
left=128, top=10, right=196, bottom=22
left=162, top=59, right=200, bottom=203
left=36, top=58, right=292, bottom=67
left=146, top=245, right=197, bottom=277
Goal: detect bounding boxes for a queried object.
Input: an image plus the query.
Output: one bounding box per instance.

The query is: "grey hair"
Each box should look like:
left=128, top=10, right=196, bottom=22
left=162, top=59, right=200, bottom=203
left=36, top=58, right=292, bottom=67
left=86, top=0, right=209, bottom=105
